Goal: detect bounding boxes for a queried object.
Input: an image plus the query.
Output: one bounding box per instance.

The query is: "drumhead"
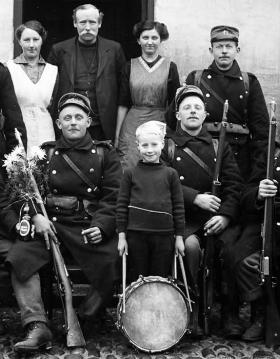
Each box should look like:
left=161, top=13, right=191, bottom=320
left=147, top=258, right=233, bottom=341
left=118, top=276, right=189, bottom=353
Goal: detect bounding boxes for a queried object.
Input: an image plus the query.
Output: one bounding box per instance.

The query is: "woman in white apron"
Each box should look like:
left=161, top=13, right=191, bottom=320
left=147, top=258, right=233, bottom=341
left=115, top=21, right=180, bottom=169
left=7, top=20, right=58, bottom=157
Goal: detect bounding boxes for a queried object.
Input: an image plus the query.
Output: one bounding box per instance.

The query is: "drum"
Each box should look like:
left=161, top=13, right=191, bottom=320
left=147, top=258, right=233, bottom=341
left=116, top=275, right=190, bottom=353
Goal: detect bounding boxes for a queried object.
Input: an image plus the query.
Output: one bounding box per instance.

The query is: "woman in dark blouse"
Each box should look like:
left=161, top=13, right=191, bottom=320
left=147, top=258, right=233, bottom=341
left=115, top=20, right=180, bottom=169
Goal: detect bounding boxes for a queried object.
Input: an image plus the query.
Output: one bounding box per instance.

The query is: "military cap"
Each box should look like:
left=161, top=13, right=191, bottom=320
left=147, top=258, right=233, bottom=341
left=175, top=85, right=205, bottom=111
left=58, top=92, right=92, bottom=114
left=210, top=25, right=239, bottom=43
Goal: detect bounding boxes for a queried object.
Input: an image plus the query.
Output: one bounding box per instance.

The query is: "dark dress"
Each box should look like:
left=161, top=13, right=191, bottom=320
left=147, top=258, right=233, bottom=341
left=118, top=56, right=180, bottom=169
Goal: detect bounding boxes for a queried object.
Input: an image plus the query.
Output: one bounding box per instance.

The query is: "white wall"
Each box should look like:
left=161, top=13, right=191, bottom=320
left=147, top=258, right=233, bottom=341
left=0, top=0, right=14, bottom=62
left=155, top=0, right=280, bottom=114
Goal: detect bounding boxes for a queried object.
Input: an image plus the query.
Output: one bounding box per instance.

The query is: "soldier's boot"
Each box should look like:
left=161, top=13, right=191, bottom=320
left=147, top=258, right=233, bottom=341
left=242, top=299, right=264, bottom=342
left=14, top=322, right=52, bottom=352
left=221, top=296, right=244, bottom=339
left=189, top=297, right=204, bottom=339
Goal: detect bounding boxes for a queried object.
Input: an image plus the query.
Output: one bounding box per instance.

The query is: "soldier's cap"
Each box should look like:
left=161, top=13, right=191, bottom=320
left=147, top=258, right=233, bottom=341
left=210, top=25, right=239, bottom=43
left=175, top=85, right=205, bottom=111
left=58, top=92, right=92, bottom=114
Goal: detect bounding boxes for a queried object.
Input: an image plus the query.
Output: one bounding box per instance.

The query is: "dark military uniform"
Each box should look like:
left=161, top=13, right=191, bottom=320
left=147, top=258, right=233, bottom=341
left=6, top=132, right=122, bottom=317
left=162, top=125, right=243, bottom=238
left=166, top=60, right=269, bottom=181
left=0, top=63, right=27, bottom=156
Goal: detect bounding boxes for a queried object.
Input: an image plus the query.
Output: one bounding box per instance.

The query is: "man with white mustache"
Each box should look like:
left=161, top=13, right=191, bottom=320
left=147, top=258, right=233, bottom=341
left=48, top=3, right=126, bottom=141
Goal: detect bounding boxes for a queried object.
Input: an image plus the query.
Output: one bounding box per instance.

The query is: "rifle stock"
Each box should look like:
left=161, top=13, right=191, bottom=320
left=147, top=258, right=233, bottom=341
left=202, top=100, right=228, bottom=335
left=14, top=129, right=85, bottom=348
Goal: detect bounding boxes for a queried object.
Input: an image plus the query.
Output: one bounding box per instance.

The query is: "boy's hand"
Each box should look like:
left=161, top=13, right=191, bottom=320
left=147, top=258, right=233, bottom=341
left=118, top=232, right=128, bottom=256
left=204, top=215, right=230, bottom=235
left=258, top=179, right=278, bottom=200
left=175, top=235, right=185, bottom=256
left=193, top=193, right=221, bottom=213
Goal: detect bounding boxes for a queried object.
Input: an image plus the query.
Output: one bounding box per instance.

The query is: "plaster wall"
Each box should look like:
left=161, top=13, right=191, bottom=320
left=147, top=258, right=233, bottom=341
left=155, top=0, right=280, bottom=114
left=0, top=0, right=14, bottom=62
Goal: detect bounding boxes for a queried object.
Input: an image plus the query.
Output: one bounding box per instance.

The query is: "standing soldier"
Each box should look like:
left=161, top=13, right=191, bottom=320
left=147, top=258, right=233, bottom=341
left=167, top=25, right=269, bottom=181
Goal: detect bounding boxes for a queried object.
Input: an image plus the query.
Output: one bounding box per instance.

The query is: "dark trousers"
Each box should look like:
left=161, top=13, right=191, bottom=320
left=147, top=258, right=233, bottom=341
left=127, top=230, right=174, bottom=283
left=0, top=239, right=47, bottom=327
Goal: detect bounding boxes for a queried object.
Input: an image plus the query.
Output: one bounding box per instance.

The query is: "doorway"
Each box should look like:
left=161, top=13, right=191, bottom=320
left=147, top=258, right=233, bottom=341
left=15, top=0, right=154, bottom=59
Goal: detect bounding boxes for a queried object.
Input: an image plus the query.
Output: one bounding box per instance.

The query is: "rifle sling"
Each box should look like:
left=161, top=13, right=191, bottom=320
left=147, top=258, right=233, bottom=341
left=182, top=147, right=213, bottom=177
left=200, top=77, right=243, bottom=121
left=62, top=153, right=98, bottom=192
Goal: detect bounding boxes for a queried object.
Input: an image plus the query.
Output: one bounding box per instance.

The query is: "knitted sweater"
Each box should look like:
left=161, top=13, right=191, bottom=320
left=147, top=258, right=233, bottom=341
left=116, top=161, right=185, bottom=235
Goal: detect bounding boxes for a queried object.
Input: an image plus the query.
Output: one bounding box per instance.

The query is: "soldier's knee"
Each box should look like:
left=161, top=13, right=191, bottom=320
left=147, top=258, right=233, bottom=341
left=184, top=234, right=201, bottom=256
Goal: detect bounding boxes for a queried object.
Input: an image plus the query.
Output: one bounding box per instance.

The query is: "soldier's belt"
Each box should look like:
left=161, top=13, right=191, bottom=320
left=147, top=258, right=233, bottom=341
left=206, top=122, right=250, bottom=135
left=46, top=195, right=79, bottom=210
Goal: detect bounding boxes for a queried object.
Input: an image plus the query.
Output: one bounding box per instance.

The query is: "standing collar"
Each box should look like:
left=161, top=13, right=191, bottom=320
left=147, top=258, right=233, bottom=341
left=55, top=132, right=93, bottom=150
left=169, top=125, right=213, bottom=147
left=208, top=59, right=241, bottom=78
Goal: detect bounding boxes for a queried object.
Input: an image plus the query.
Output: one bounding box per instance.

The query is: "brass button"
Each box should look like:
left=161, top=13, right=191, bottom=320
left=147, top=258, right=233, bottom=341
left=207, top=74, right=212, bottom=79
left=53, top=189, right=58, bottom=194
left=52, top=217, right=57, bottom=222
left=206, top=93, right=210, bottom=98
left=91, top=149, right=96, bottom=154
left=55, top=150, right=59, bottom=155
left=89, top=168, right=94, bottom=173
left=176, top=157, right=181, bottom=161
left=52, top=170, right=57, bottom=175
left=240, top=95, right=243, bottom=99
left=179, top=176, right=184, bottom=180
left=276, top=167, right=280, bottom=172
left=87, top=188, right=92, bottom=193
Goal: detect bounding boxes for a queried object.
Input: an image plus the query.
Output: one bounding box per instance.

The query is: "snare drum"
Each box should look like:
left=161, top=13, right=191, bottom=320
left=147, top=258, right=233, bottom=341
left=116, top=276, right=190, bottom=353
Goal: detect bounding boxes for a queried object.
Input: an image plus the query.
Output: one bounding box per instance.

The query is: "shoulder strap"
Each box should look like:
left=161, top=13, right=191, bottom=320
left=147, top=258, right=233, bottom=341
left=182, top=147, right=213, bottom=177
left=96, top=145, right=104, bottom=171
left=241, top=71, right=249, bottom=123
left=212, top=138, right=219, bottom=156
left=194, top=70, right=203, bottom=87
left=62, top=153, right=98, bottom=192
left=167, top=138, right=176, bottom=162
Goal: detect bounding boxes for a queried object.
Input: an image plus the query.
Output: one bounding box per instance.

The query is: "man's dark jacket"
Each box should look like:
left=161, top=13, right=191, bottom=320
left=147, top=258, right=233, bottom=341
left=47, top=36, right=126, bottom=141
left=0, top=63, right=27, bottom=156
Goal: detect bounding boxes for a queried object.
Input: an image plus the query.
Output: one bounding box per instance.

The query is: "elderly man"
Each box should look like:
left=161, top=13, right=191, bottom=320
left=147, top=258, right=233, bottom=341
left=167, top=25, right=268, bottom=181
left=48, top=3, right=126, bottom=141
left=162, top=85, right=243, bottom=337
left=4, top=93, right=121, bottom=353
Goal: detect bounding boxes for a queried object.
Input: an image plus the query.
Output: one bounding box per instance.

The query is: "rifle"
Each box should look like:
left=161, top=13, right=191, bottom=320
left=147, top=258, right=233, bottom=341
left=260, top=101, right=280, bottom=346
left=14, top=129, right=85, bottom=348
left=202, top=100, right=229, bottom=335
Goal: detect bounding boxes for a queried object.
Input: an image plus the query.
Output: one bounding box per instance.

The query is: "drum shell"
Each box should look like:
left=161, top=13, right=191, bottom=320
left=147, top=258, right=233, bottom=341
left=117, top=276, right=190, bottom=353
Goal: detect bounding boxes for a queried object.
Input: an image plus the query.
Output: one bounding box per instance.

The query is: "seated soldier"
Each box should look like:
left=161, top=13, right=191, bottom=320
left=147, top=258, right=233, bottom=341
left=4, top=93, right=122, bottom=353
left=230, top=150, right=279, bottom=342
left=161, top=85, right=244, bottom=337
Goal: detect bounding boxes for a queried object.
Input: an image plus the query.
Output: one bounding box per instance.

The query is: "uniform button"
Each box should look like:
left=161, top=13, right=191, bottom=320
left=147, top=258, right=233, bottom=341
left=53, top=189, right=58, bottom=194
left=239, top=76, right=243, bottom=80
left=55, top=206, right=59, bottom=211
left=206, top=93, right=210, bottom=98
left=52, top=217, right=57, bottom=222
left=84, top=216, right=89, bottom=220
left=46, top=160, right=50, bottom=164
left=277, top=222, right=280, bottom=226
left=87, top=188, right=92, bottom=193
left=214, top=158, right=216, bottom=162
left=55, top=150, right=59, bottom=155
left=234, top=136, right=238, bottom=140
left=91, top=149, right=96, bottom=154
left=52, top=170, right=57, bottom=175
left=89, top=168, right=94, bottom=173
left=234, top=152, right=238, bottom=156
left=240, top=95, right=243, bottom=99
left=179, top=176, right=184, bottom=180
left=276, top=167, right=280, bottom=171
left=207, top=74, right=212, bottom=79
left=176, top=157, right=181, bottom=161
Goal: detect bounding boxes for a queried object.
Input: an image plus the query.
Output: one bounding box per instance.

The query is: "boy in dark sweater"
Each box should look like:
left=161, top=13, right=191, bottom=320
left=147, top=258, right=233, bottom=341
left=117, top=120, right=185, bottom=282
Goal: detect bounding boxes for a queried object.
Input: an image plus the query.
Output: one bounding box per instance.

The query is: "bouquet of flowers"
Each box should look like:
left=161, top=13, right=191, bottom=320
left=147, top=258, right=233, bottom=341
left=3, top=145, right=47, bottom=203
